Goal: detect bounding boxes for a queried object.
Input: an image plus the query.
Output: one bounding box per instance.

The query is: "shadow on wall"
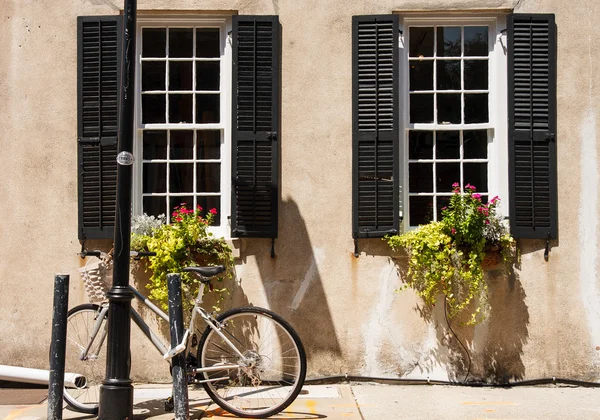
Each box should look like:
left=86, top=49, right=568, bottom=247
left=390, top=256, right=530, bottom=383
left=243, top=198, right=343, bottom=369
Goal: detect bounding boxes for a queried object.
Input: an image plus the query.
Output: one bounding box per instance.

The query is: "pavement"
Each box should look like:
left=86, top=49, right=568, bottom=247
left=1, top=382, right=599, bottom=420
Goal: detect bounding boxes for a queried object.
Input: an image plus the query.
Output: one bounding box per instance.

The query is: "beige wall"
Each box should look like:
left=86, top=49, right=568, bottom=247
left=1, top=0, right=599, bottom=383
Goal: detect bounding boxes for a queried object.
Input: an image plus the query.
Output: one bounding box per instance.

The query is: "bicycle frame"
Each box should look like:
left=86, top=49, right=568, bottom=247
left=78, top=278, right=246, bottom=379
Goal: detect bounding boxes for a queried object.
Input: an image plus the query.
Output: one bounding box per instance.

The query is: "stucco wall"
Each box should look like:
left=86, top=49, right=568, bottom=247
left=1, top=0, right=599, bottom=383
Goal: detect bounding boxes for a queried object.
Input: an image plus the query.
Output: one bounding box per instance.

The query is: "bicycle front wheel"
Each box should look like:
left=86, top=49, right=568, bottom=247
left=63, top=304, right=107, bottom=415
left=197, top=307, right=306, bottom=418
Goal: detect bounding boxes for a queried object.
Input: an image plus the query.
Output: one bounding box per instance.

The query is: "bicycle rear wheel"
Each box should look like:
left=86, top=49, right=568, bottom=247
left=197, top=307, right=306, bottom=418
left=63, top=304, right=107, bottom=415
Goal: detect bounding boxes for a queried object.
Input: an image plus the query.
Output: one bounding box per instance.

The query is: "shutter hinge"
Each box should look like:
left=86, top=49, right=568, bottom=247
left=271, top=238, right=276, bottom=259
left=545, top=133, right=556, bottom=142
left=354, top=239, right=359, bottom=258
left=267, top=131, right=278, bottom=141
left=544, top=232, right=552, bottom=262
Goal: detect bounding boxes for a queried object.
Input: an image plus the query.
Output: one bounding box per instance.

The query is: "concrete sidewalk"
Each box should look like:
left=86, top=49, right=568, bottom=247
left=1, top=383, right=599, bottom=419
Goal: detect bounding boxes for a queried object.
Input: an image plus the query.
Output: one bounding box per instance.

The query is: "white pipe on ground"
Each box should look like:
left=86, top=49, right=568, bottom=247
left=0, top=365, right=87, bottom=389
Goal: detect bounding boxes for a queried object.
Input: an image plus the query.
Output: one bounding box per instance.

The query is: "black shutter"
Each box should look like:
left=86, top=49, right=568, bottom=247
left=508, top=14, right=557, bottom=239
left=77, top=16, right=122, bottom=240
left=352, top=15, right=400, bottom=239
left=231, top=16, right=280, bottom=238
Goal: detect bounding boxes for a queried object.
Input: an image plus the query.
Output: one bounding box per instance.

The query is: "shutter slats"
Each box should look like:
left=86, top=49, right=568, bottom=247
left=231, top=16, right=280, bottom=238
left=77, top=16, right=121, bottom=240
left=508, top=14, right=557, bottom=239
left=352, top=16, right=400, bottom=239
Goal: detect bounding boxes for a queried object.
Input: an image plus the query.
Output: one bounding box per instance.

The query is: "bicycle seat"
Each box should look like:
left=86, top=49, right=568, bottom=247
left=182, top=265, right=225, bottom=278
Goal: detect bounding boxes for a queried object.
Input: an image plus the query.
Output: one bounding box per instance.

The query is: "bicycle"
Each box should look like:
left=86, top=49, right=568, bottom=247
left=64, top=250, right=307, bottom=418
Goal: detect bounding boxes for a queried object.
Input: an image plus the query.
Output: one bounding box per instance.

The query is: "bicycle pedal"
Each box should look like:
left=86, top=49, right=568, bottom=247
left=164, top=396, right=174, bottom=412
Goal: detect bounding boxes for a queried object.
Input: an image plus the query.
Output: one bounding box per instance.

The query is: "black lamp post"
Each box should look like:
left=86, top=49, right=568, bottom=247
left=98, top=0, right=137, bottom=418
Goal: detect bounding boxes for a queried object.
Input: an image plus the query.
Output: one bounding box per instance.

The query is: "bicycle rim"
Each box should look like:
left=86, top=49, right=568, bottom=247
left=199, top=308, right=306, bottom=418
left=63, top=304, right=106, bottom=414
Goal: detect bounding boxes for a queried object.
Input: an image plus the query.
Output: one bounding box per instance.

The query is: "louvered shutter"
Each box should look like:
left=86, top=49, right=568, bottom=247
left=77, top=16, right=122, bottom=240
left=352, top=16, right=400, bottom=239
left=231, top=16, right=280, bottom=238
left=508, top=14, right=557, bottom=239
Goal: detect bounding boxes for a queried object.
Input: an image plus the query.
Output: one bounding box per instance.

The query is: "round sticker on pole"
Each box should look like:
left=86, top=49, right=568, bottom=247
left=117, top=151, right=134, bottom=166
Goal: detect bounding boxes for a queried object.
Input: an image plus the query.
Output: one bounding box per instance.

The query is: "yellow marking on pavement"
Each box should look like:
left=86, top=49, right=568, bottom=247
left=3, top=406, right=37, bottom=420
left=484, top=409, right=496, bottom=412
left=305, top=400, right=317, bottom=414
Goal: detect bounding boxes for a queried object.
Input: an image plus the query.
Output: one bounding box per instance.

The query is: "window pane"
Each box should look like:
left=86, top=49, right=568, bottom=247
left=196, top=61, right=220, bottom=91
left=409, top=61, right=433, bottom=91
left=464, top=163, right=488, bottom=192
left=436, top=163, right=460, bottom=192
left=197, top=130, right=221, bottom=159
left=197, top=196, right=221, bottom=226
left=142, top=28, right=166, bottom=57
left=436, top=60, right=460, bottom=90
left=196, top=28, right=220, bottom=58
left=142, top=94, right=166, bottom=123
left=409, top=131, right=433, bottom=159
left=170, top=131, right=194, bottom=159
left=196, top=163, right=220, bottom=192
left=143, top=130, right=167, bottom=160
left=464, top=94, right=488, bottom=123
left=169, top=28, right=193, bottom=58
left=169, top=163, right=193, bottom=193
left=169, top=94, right=193, bottom=123
left=409, top=27, right=434, bottom=57
left=464, top=60, right=488, bottom=90
left=169, top=61, right=193, bottom=91
left=409, top=196, right=433, bottom=226
left=142, top=62, right=166, bottom=91
left=463, top=130, right=488, bottom=159
left=409, top=163, right=433, bottom=192
left=436, top=131, right=459, bottom=159
left=464, top=26, right=488, bottom=57
left=143, top=163, right=166, bottom=193
left=143, top=196, right=167, bottom=217
left=437, top=93, right=461, bottom=124
left=170, top=196, right=194, bottom=216
left=436, top=196, right=451, bottom=219
left=196, top=94, right=220, bottom=123
left=410, top=94, right=433, bottom=123
left=436, top=27, right=461, bottom=57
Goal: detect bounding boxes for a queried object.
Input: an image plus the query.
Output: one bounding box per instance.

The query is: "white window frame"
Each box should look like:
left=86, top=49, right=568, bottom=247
left=132, top=15, right=233, bottom=238
left=399, top=14, right=509, bottom=229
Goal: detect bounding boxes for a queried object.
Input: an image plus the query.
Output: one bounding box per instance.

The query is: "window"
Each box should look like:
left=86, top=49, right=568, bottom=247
left=402, top=17, right=508, bottom=228
left=352, top=13, right=557, bottom=242
left=77, top=14, right=281, bottom=240
left=133, top=17, right=231, bottom=233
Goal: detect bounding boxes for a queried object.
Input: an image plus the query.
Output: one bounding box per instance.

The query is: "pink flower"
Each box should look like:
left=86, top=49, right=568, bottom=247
left=489, top=196, right=500, bottom=205
left=175, top=216, right=183, bottom=222
left=172, top=211, right=178, bottom=217
left=451, top=228, right=456, bottom=234
left=452, top=182, right=459, bottom=188
left=209, top=208, right=217, bottom=215
left=196, top=205, right=203, bottom=211
left=472, top=193, right=481, bottom=200
left=465, top=183, right=476, bottom=191
left=485, top=219, right=490, bottom=225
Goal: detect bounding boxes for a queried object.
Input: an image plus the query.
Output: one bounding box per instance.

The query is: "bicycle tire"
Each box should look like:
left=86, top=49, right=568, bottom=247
left=62, top=304, right=106, bottom=414
left=197, top=306, right=306, bottom=418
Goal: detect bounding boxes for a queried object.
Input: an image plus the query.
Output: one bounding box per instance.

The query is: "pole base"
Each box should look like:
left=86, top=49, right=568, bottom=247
left=98, top=383, right=134, bottom=419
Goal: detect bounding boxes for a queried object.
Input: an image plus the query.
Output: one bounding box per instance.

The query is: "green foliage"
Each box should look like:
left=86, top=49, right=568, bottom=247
left=131, top=205, right=234, bottom=311
left=386, top=183, right=516, bottom=325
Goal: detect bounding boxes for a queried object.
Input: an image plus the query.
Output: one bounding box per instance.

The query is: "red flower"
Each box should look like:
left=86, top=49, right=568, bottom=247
left=196, top=205, right=203, bottom=211
left=209, top=208, right=217, bottom=215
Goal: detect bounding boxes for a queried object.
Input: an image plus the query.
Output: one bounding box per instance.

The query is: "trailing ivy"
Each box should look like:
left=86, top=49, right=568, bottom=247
left=386, top=184, right=516, bottom=325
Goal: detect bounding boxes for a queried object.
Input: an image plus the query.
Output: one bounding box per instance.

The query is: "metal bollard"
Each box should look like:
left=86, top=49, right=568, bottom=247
left=48, top=274, right=69, bottom=420
left=167, top=273, right=189, bottom=419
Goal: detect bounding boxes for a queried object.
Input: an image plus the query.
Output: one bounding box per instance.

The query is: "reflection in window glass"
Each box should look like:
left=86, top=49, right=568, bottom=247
left=169, top=61, right=193, bottom=90
left=409, top=131, right=433, bottom=160
left=464, top=26, right=488, bottom=56
left=436, top=26, right=461, bottom=57
left=409, top=27, right=434, bottom=57
left=436, top=60, right=461, bottom=90
left=410, top=61, right=433, bottom=91
left=410, top=196, right=433, bottom=226
left=437, top=94, right=461, bottom=124
left=436, top=131, right=459, bottom=159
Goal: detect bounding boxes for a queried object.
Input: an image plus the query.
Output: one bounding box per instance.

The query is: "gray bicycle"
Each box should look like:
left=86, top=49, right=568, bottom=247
left=64, top=250, right=306, bottom=418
